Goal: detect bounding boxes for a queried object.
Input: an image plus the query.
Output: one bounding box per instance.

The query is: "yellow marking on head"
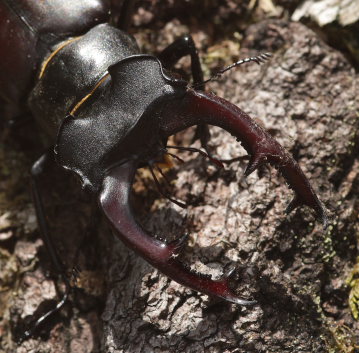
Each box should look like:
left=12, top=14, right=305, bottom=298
left=70, top=74, right=110, bottom=115
left=39, top=37, right=81, bottom=79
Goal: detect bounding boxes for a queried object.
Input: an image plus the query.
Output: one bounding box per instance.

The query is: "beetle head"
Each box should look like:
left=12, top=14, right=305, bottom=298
left=55, top=55, right=187, bottom=191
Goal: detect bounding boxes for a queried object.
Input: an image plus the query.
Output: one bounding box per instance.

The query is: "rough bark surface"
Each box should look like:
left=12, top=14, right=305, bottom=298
left=292, top=0, right=359, bottom=69
left=1, top=1, right=358, bottom=353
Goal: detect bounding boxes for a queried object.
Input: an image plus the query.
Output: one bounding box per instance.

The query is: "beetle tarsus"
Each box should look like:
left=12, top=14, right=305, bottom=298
left=19, top=284, right=71, bottom=343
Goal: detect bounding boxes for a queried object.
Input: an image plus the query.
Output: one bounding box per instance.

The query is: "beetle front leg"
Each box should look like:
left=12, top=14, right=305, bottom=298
left=99, top=160, right=256, bottom=305
left=115, top=0, right=137, bottom=31
left=31, top=153, right=67, bottom=276
left=158, top=35, right=211, bottom=150
left=159, top=35, right=204, bottom=89
left=19, top=152, right=73, bottom=342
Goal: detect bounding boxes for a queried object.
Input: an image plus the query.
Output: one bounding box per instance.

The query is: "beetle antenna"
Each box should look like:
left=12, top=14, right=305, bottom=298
left=192, top=52, right=272, bottom=88
left=148, top=163, right=187, bottom=208
left=166, top=145, right=224, bottom=169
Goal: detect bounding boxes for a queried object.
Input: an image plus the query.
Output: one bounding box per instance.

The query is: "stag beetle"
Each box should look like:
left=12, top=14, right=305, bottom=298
left=0, top=0, right=327, bottom=340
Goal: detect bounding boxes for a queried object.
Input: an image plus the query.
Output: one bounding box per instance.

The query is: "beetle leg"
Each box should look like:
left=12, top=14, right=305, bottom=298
left=115, top=0, right=137, bottom=31
left=31, top=152, right=69, bottom=279
left=19, top=152, right=73, bottom=341
left=148, top=163, right=187, bottom=208
left=158, top=35, right=211, bottom=151
left=166, top=145, right=224, bottom=168
left=99, top=160, right=256, bottom=305
left=159, top=90, right=328, bottom=227
left=158, top=36, right=204, bottom=89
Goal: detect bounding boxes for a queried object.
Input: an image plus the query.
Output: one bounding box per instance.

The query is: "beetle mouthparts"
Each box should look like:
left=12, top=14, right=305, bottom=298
left=159, top=89, right=327, bottom=228
left=99, top=160, right=257, bottom=304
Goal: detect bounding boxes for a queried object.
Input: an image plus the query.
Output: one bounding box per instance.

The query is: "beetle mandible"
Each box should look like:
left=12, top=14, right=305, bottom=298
left=0, top=0, right=327, bottom=340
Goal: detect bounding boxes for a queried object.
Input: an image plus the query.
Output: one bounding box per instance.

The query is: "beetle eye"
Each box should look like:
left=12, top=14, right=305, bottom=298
left=162, top=68, right=186, bottom=83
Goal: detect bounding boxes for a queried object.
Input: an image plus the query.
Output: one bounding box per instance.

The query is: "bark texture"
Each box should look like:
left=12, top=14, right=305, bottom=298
left=292, top=0, right=359, bottom=69
left=101, top=20, right=359, bottom=353
left=1, top=2, right=358, bottom=353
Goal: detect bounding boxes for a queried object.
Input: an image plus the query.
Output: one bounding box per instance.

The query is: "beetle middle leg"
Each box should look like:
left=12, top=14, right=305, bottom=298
left=158, top=35, right=211, bottom=151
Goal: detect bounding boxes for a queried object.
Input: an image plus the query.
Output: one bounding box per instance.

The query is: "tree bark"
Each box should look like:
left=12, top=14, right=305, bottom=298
left=101, top=19, right=359, bottom=353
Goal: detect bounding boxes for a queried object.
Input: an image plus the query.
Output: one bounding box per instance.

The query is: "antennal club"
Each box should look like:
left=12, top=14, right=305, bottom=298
left=194, top=52, right=272, bottom=87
